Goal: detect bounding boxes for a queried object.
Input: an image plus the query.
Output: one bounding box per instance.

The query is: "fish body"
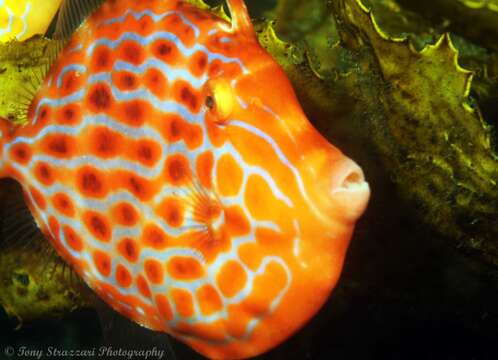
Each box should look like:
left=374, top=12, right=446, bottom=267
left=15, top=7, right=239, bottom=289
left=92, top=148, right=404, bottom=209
left=0, top=0, right=62, bottom=42
left=0, top=0, right=370, bottom=358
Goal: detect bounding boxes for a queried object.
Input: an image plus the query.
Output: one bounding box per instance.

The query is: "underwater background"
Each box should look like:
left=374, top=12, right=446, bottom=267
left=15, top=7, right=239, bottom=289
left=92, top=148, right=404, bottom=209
left=0, top=0, right=497, bottom=359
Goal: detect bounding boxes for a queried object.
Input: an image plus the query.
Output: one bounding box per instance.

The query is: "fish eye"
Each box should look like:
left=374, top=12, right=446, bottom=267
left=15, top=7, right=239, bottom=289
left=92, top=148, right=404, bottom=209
left=205, top=78, right=234, bottom=124
left=205, top=95, right=215, bottom=109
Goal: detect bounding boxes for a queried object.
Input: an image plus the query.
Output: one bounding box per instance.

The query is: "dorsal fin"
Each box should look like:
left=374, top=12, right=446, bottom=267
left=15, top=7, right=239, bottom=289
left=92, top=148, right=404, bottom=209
left=226, top=0, right=254, bottom=37
left=53, top=0, right=106, bottom=41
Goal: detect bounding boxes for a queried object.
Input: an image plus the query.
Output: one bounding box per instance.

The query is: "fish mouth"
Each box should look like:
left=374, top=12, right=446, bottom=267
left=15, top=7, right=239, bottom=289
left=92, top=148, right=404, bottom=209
left=329, top=157, right=371, bottom=222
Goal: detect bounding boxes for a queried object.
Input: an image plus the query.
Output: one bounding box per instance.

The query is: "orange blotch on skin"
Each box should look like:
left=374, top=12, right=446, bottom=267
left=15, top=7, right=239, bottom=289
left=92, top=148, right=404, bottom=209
left=76, top=166, right=108, bottom=198
left=33, top=162, right=54, bottom=186
left=57, top=104, right=81, bottom=125
left=241, top=261, right=288, bottom=316
left=134, top=139, right=161, bottom=167
left=87, top=83, right=113, bottom=113
left=144, top=68, right=168, bottom=98
left=118, top=40, right=145, bottom=65
left=164, top=154, right=191, bottom=186
left=225, top=304, right=253, bottom=339
left=116, top=100, right=150, bottom=127
left=53, top=193, right=75, bottom=217
left=157, top=197, right=184, bottom=228
left=63, top=225, right=84, bottom=252
left=91, top=45, right=114, bottom=72
left=155, top=294, right=174, bottom=321
left=224, top=206, right=251, bottom=237
left=47, top=216, right=60, bottom=240
left=113, top=171, right=154, bottom=201
left=93, top=250, right=112, bottom=277
left=41, top=134, right=75, bottom=158
left=111, top=202, right=139, bottom=227
left=117, top=237, right=140, bottom=263
left=183, top=124, right=203, bottom=150
left=29, top=186, right=46, bottom=210
left=83, top=211, right=111, bottom=242
left=188, top=51, right=208, bottom=78
left=176, top=321, right=226, bottom=343
left=196, top=151, right=214, bottom=189
left=161, top=114, right=185, bottom=143
left=173, top=81, right=200, bottom=113
left=89, top=126, right=123, bottom=158
left=171, top=288, right=194, bottom=318
left=116, top=264, right=133, bottom=288
left=144, top=259, right=164, bottom=285
left=113, top=71, right=140, bottom=91
left=136, top=274, right=152, bottom=298
left=216, top=154, right=243, bottom=197
left=60, top=71, right=83, bottom=95
left=37, top=105, right=51, bottom=123
left=167, top=256, right=204, bottom=280
left=205, top=117, right=227, bottom=147
left=197, top=285, right=223, bottom=316
left=238, top=242, right=264, bottom=271
left=141, top=224, right=170, bottom=250
left=9, top=143, right=32, bottom=165
left=217, top=260, right=247, bottom=298
left=151, top=39, right=179, bottom=65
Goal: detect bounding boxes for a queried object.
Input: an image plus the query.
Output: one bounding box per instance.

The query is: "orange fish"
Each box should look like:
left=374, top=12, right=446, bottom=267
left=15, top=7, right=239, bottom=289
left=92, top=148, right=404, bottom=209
left=0, top=0, right=370, bottom=358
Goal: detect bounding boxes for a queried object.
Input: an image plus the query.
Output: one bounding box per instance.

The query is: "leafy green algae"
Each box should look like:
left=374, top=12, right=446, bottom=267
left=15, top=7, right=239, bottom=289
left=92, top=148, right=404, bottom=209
left=262, top=0, right=498, bottom=265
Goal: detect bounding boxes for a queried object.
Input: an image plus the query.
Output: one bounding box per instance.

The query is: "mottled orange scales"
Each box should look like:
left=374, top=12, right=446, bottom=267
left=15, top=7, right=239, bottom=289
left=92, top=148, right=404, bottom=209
left=91, top=46, right=114, bottom=72
left=217, top=260, right=247, bottom=298
left=217, top=153, right=244, bottom=196
left=76, top=166, right=109, bottom=198
left=62, top=226, right=84, bottom=252
left=167, top=256, right=204, bottom=280
left=9, top=144, right=32, bottom=165
left=33, top=162, right=55, bottom=186
left=171, top=288, right=195, bottom=318
left=117, top=237, right=140, bottom=263
left=52, top=193, right=76, bottom=218
left=113, top=71, right=140, bottom=91
left=0, top=0, right=370, bottom=358
left=83, top=211, right=112, bottom=242
left=155, top=294, right=174, bottom=321
left=29, top=186, right=47, bottom=210
left=142, top=224, right=170, bottom=250
left=136, top=274, right=152, bottom=298
left=111, top=202, right=139, bottom=226
left=196, top=151, right=214, bottom=189
left=144, top=258, right=165, bottom=284
left=197, top=285, right=223, bottom=316
left=133, top=139, right=162, bottom=167
left=164, top=153, right=191, bottom=186
left=151, top=39, right=181, bottom=66
left=93, top=249, right=112, bottom=277
left=157, top=197, right=185, bottom=228
left=118, top=40, right=146, bottom=66
left=56, top=104, right=82, bottom=125
left=87, top=126, right=124, bottom=158
left=116, top=264, right=133, bottom=288
left=143, top=68, right=168, bottom=97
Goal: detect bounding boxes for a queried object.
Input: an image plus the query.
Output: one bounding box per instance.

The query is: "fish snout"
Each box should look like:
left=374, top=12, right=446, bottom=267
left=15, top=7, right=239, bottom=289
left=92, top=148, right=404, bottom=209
left=328, top=157, right=370, bottom=223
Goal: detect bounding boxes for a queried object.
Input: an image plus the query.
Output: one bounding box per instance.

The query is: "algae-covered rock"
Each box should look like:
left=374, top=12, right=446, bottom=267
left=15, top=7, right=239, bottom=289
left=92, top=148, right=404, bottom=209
left=330, top=0, right=498, bottom=265
left=0, top=181, right=91, bottom=324
left=0, top=37, right=54, bottom=125
left=260, top=0, right=498, bottom=265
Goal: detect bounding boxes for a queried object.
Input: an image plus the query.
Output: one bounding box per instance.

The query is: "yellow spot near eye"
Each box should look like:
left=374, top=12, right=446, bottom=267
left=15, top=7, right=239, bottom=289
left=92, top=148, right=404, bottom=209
left=207, top=78, right=234, bottom=123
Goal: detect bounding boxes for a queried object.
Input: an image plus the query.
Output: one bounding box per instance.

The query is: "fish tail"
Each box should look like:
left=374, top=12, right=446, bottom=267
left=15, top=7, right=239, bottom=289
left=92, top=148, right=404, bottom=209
left=0, top=117, right=12, bottom=178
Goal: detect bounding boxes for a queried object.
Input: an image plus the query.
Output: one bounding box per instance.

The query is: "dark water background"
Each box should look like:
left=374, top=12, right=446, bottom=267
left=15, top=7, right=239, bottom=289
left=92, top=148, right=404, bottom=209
left=1, top=0, right=497, bottom=359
